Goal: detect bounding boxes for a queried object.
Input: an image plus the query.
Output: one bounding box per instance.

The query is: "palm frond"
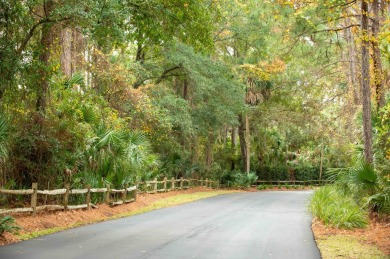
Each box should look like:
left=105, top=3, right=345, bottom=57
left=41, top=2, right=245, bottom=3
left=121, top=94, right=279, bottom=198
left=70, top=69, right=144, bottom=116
left=64, top=72, right=85, bottom=89
left=0, top=115, right=9, bottom=161
left=354, top=163, right=378, bottom=189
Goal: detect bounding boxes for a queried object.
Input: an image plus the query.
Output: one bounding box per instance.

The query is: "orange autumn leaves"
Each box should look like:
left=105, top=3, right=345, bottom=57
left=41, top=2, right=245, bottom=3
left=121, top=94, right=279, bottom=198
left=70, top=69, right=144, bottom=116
left=238, top=58, right=286, bottom=81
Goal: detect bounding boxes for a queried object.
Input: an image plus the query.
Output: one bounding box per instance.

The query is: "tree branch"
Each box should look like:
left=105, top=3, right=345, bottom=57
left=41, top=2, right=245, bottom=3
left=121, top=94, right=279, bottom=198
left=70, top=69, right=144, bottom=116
left=155, top=65, right=183, bottom=84
left=313, top=24, right=360, bottom=34
left=133, top=65, right=183, bottom=88
left=16, top=17, right=70, bottom=56
left=329, top=0, right=357, bottom=9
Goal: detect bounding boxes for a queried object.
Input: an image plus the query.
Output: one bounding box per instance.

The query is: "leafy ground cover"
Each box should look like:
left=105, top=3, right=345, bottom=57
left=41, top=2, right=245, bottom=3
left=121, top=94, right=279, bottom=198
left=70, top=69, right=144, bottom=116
left=309, top=184, right=389, bottom=258
left=309, top=185, right=368, bottom=229
left=312, top=217, right=390, bottom=258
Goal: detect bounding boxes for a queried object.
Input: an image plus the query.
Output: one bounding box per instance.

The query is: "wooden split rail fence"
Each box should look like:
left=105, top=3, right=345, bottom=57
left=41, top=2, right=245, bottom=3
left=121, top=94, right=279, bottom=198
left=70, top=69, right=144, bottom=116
left=255, top=180, right=330, bottom=186
left=140, top=177, right=217, bottom=194
left=0, top=178, right=218, bottom=217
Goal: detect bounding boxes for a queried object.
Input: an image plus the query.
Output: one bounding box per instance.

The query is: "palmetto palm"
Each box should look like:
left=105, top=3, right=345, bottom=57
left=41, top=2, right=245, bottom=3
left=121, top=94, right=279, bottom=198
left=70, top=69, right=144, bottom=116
left=0, top=115, right=9, bottom=162
left=81, top=128, right=158, bottom=187
left=328, top=161, right=389, bottom=213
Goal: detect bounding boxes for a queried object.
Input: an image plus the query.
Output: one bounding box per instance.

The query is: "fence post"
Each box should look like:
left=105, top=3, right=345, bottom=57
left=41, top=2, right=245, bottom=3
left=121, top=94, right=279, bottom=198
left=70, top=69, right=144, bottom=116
left=105, top=183, right=111, bottom=204
left=122, top=184, right=128, bottom=202
left=153, top=178, right=157, bottom=193
left=171, top=177, right=175, bottom=190
left=163, top=177, right=167, bottom=192
left=206, top=178, right=209, bottom=188
left=180, top=177, right=183, bottom=189
left=134, top=182, right=138, bottom=201
left=31, top=182, right=38, bottom=217
left=86, top=184, right=91, bottom=209
left=64, top=183, right=70, bottom=211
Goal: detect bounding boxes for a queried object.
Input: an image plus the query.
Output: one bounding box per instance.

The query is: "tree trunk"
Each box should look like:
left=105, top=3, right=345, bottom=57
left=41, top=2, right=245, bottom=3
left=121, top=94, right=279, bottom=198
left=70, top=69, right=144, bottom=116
left=206, top=132, right=213, bottom=169
left=245, top=114, right=250, bottom=174
left=361, top=0, right=374, bottom=164
left=345, top=25, right=360, bottom=105
left=180, top=79, right=189, bottom=150
left=61, top=28, right=72, bottom=77
left=71, top=28, right=84, bottom=74
left=319, top=145, right=324, bottom=180
left=238, top=114, right=247, bottom=170
left=183, top=79, right=189, bottom=100
left=135, top=41, right=145, bottom=63
left=231, top=127, right=236, bottom=170
left=36, top=1, right=54, bottom=116
left=371, top=0, right=385, bottom=110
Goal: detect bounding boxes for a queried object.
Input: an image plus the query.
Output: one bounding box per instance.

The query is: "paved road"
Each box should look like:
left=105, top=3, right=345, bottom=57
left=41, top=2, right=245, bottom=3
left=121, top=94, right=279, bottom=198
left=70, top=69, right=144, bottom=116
left=0, top=191, right=320, bottom=259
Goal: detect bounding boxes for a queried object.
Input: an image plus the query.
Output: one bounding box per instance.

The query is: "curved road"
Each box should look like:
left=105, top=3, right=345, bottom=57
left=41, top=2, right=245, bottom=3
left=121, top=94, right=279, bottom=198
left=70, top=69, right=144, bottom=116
left=0, top=191, right=320, bottom=259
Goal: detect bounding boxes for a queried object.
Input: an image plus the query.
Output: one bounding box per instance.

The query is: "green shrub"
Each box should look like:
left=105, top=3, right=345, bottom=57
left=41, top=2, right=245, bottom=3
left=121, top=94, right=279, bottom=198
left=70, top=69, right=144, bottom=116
left=0, top=216, right=21, bottom=235
left=309, top=186, right=368, bottom=229
left=366, top=186, right=390, bottom=214
left=256, top=165, right=289, bottom=181
left=220, top=170, right=258, bottom=188
left=256, top=165, right=328, bottom=181
left=232, top=172, right=258, bottom=188
left=294, top=166, right=325, bottom=181
left=328, top=161, right=390, bottom=215
left=219, top=170, right=238, bottom=187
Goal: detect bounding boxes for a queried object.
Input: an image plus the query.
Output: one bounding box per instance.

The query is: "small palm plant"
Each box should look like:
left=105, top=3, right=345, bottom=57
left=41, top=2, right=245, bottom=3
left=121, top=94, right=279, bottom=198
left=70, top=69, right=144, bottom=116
left=328, top=161, right=389, bottom=214
left=0, top=115, right=9, bottom=161
left=77, top=128, right=158, bottom=188
left=0, top=216, right=21, bottom=235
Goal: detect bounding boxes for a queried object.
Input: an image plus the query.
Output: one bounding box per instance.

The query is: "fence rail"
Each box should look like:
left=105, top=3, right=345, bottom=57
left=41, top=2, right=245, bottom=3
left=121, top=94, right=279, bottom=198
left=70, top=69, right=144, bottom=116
left=255, top=180, right=331, bottom=186
left=0, top=178, right=218, bottom=217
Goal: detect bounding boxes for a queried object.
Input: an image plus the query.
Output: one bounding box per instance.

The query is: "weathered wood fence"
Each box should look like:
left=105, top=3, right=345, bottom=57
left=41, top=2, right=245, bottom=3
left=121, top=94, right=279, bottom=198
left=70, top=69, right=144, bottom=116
left=0, top=178, right=218, bottom=217
left=255, top=180, right=330, bottom=186
left=140, top=177, right=217, bottom=194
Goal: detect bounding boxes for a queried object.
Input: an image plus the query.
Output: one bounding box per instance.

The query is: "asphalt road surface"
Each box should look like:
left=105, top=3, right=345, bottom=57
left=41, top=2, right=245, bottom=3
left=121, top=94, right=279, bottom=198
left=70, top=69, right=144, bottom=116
left=0, top=191, right=321, bottom=259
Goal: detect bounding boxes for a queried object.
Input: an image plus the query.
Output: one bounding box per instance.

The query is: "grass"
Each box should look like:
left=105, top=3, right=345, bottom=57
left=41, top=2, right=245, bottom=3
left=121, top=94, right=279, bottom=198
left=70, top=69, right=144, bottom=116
left=20, top=226, right=69, bottom=240
left=17, top=190, right=235, bottom=241
left=309, top=185, right=368, bottom=229
left=316, top=235, right=387, bottom=259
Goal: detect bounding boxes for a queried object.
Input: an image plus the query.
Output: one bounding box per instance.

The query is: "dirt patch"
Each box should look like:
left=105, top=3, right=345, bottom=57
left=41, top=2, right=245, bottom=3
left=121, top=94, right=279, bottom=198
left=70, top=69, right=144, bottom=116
left=0, top=187, right=227, bottom=246
left=312, top=217, right=390, bottom=257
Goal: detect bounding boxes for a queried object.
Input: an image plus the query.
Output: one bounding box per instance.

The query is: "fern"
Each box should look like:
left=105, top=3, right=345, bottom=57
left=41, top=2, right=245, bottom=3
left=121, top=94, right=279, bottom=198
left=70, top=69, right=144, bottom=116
left=0, top=216, right=21, bottom=235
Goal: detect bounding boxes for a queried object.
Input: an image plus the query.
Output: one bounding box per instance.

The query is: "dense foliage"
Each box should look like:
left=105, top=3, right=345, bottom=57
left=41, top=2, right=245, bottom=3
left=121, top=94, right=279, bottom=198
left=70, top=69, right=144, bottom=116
left=0, top=0, right=389, bottom=222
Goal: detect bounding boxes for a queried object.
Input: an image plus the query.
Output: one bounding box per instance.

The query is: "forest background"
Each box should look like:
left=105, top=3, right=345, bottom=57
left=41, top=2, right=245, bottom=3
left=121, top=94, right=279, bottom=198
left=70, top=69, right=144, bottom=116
left=0, top=0, right=389, bottom=209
